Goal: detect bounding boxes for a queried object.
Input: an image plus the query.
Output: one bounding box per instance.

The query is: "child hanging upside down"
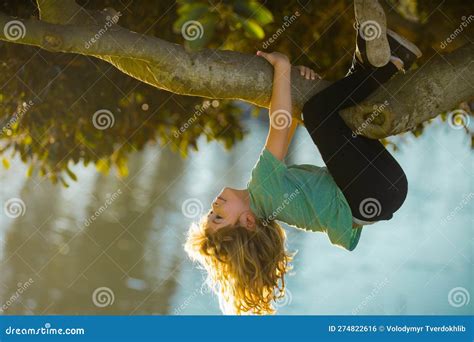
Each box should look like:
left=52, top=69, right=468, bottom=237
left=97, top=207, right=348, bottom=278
left=185, top=2, right=422, bottom=315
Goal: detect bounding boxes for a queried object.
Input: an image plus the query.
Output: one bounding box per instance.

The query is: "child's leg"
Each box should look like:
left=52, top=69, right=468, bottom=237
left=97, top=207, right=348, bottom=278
left=302, top=59, right=407, bottom=224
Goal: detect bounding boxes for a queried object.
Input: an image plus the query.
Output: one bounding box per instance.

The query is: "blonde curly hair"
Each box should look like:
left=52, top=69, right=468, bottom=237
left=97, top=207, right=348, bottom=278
left=184, top=216, right=294, bottom=315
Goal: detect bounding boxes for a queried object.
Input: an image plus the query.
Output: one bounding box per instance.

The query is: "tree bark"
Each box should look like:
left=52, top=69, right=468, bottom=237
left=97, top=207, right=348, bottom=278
left=0, top=3, right=472, bottom=139
left=340, top=43, right=474, bottom=138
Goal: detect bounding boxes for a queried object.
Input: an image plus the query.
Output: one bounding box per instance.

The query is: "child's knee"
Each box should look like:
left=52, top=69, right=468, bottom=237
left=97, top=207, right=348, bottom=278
left=380, top=174, right=408, bottom=219
left=391, top=173, right=408, bottom=211
left=354, top=179, right=408, bottom=222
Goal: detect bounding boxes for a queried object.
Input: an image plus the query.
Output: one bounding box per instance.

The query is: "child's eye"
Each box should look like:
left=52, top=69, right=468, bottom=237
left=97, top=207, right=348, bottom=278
left=216, top=215, right=222, bottom=220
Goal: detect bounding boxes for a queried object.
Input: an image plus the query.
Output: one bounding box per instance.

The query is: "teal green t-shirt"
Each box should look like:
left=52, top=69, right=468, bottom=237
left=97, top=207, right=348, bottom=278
left=246, top=148, right=363, bottom=251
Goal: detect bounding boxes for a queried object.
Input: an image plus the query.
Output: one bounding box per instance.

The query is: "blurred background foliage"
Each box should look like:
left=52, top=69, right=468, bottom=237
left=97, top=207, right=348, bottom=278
left=0, top=0, right=472, bottom=185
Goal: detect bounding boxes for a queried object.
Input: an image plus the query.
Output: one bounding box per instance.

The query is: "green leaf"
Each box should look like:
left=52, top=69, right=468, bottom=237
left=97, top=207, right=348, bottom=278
left=411, top=124, right=424, bottom=138
left=49, top=173, right=58, bottom=184
left=116, top=159, right=129, bottom=178
left=59, top=176, right=70, bottom=188
left=2, top=158, right=10, bottom=169
left=39, top=167, right=46, bottom=177
left=243, top=19, right=265, bottom=39
left=26, top=164, right=34, bottom=178
left=233, top=15, right=265, bottom=39
left=179, top=139, right=189, bottom=158
left=65, top=166, right=78, bottom=181
left=96, top=158, right=110, bottom=175
left=234, top=1, right=274, bottom=26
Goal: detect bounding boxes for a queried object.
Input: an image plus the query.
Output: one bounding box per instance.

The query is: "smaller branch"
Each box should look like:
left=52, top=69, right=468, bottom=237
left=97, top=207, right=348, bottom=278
left=340, top=43, right=474, bottom=138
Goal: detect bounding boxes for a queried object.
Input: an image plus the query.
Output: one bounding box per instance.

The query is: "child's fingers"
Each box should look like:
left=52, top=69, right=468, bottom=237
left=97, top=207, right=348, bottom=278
left=256, top=50, right=267, bottom=58
left=256, top=50, right=272, bottom=64
left=296, top=66, right=317, bottom=80
left=297, top=65, right=310, bottom=77
left=296, top=65, right=305, bottom=76
left=310, top=69, right=321, bottom=80
left=299, top=66, right=308, bottom=79
left=296, top=66, right=322, bottom=80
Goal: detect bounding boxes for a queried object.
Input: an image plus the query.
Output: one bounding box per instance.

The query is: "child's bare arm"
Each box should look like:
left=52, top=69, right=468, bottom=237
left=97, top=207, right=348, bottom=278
left=257, top=51, right=293, bottom=161
left=257, top=51, right=320, bottom=161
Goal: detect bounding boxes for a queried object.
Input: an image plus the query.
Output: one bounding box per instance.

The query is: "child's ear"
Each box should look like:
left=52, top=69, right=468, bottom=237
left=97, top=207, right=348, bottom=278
left=242, top=212, right=256, bottom=231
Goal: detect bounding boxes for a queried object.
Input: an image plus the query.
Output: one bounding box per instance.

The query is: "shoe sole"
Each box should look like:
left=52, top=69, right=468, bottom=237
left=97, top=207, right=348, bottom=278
left=354, top=0, right=390, bottom=67
left=387, top=29, right=423, bottom=58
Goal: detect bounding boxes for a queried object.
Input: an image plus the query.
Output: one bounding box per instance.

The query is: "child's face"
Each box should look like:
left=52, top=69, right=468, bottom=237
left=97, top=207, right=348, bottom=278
left=206, top=187, right=255, bottom=232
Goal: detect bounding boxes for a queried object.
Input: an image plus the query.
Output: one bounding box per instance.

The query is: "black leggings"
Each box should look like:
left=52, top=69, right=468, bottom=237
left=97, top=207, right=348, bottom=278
left=302, top=54, right=408, bottom=224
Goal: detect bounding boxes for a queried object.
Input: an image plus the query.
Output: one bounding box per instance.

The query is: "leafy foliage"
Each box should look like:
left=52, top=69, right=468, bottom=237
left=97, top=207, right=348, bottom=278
left=0, top=0, right=472, bottom=185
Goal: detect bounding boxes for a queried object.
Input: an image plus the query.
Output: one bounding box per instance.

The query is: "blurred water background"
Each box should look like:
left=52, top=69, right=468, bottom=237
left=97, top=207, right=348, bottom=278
left=0, top=113, right=472, bottom=315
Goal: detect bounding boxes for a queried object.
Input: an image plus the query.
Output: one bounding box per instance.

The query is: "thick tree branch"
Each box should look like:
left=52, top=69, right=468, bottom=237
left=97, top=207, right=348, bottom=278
left=0, top=11, right=329, bottom=113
